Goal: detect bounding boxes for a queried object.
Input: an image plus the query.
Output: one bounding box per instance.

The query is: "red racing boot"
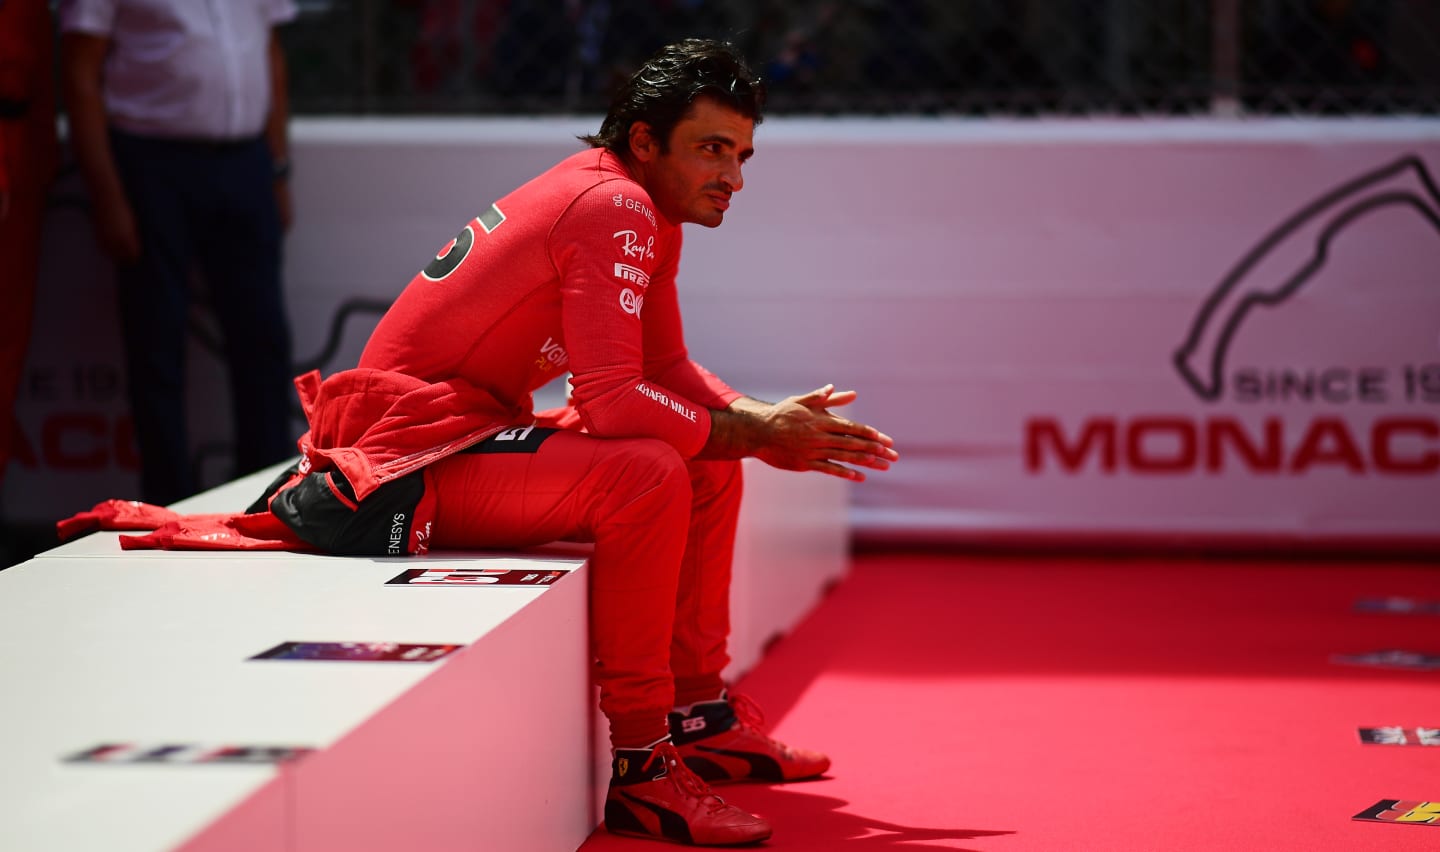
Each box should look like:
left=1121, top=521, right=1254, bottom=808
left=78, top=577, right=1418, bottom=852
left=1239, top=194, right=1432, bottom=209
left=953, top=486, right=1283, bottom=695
left=669, top=692, right=831, bottom=783
left=604, top=740, right=772, bottom=846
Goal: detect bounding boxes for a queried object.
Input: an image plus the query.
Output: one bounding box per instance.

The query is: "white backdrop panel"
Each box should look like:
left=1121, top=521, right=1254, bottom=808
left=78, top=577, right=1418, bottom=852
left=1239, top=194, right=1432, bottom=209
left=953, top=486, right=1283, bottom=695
left=11, top=118, right=1440, bottom=544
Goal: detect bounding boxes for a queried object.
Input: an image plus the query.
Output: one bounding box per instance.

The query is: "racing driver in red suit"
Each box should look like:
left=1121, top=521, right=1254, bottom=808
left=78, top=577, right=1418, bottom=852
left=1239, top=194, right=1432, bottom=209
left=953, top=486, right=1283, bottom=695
left=359, top=39, right=897, bottom=845
left=59, top=33, right=898, bottom=846
left=58, top=38, right=898, bottom=846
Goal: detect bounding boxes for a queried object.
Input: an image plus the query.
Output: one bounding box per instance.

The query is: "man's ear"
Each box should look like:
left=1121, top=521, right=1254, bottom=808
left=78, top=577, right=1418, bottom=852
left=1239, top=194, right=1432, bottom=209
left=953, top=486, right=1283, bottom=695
left=627, top=121, right=660, bottom=163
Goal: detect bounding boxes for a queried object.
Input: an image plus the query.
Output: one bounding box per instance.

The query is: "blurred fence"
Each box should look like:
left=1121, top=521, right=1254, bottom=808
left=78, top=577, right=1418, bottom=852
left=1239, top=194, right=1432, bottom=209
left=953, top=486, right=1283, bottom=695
left=283, top=0, right=1440, bottom=116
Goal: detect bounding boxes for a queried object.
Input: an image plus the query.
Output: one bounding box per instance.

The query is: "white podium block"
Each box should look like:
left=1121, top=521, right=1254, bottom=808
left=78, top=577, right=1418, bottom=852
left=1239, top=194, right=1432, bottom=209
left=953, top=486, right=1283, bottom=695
left=727, top=460, right=850, bottom=681
left=12, top=458, right=849, bottom=849
left=4, top=458, right=595, bottom=852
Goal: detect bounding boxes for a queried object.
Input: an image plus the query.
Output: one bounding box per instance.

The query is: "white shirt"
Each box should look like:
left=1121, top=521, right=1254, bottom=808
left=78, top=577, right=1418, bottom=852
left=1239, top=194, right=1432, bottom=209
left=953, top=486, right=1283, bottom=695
left=61, top=0, right=298, bottom=140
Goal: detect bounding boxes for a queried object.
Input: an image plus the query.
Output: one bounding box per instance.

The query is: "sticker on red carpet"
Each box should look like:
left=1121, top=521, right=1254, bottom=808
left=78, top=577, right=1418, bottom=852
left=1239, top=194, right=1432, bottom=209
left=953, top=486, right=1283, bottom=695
left=1353, top=800, right=1440, bottom=825
left=1330, top=650, right=1440, bottom=671
left=386, top=567, right=566, bottom=587
left=1359, top=727, right=1440, bottom=746
left=249, top=641, right=462, bottom=662
left=1353, top=597, right=1440, bottom=615
left=65, top=743, right=313, bottom=764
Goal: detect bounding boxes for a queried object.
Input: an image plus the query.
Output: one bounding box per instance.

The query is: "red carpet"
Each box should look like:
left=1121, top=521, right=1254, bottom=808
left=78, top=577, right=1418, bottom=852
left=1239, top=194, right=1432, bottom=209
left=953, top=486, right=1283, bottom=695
left=579, top=551, right=1440, bottom=851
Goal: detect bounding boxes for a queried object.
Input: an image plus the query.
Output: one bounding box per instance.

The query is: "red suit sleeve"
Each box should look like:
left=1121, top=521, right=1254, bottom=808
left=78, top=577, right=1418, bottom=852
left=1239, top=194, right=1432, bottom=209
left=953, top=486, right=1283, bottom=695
left=552, top=185, right=719, bottom=457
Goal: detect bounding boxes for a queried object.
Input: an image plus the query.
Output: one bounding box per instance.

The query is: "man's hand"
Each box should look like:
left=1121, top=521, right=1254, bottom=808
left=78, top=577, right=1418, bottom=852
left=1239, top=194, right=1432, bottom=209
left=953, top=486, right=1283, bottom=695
left=703, top=385, right=898, bottom=481
left=92, top=191, right=141, bottom=264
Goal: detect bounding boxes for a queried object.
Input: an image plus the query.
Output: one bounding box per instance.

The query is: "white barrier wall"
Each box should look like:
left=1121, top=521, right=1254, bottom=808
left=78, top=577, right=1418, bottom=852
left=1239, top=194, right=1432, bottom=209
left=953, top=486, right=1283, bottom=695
left=11, top=118, right=1440, bottom=546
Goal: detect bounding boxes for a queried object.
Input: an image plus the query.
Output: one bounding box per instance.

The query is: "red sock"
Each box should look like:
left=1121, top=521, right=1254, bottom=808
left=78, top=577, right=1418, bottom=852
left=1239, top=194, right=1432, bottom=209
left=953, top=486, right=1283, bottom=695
left=610, top=714, right=671, bottom=751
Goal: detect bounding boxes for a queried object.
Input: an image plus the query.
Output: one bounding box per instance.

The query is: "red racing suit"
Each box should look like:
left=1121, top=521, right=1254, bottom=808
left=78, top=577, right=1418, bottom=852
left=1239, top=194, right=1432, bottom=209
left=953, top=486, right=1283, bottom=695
left=62, top=148, right=747, bottom=746
left=359, top=147, right=741, bottom=449
left=360, top=147, right=747, bottom=744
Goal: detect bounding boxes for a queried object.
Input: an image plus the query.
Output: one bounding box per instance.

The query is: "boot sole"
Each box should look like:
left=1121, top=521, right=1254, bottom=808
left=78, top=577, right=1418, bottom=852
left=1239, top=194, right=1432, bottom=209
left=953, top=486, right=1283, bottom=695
left=606, top=825, right=773, bottom=847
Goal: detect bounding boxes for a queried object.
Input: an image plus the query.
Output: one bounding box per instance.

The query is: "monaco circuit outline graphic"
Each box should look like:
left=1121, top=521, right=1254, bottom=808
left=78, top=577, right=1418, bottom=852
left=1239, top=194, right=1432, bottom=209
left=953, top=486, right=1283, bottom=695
left=1172, top=154, right=1440, bottom=402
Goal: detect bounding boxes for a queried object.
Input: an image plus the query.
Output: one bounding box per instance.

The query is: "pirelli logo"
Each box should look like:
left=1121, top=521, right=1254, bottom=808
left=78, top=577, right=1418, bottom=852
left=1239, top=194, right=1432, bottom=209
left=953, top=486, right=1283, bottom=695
left=614, top=263, right=649, bottom=287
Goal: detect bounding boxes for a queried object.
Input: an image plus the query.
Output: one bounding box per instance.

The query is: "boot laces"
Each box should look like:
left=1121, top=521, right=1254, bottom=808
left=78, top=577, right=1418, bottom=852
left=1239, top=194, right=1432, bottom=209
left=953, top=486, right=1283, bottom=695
left=729, top=693, right=797, bottom=757
left=729, top=692, right=766, bottom=731
left=645, top=742, right=726, bottom=810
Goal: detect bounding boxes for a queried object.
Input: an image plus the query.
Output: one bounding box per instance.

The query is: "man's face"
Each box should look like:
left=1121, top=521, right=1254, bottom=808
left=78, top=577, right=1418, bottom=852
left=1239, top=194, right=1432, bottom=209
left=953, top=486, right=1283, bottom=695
left=635, top=97, right=755, bottom=228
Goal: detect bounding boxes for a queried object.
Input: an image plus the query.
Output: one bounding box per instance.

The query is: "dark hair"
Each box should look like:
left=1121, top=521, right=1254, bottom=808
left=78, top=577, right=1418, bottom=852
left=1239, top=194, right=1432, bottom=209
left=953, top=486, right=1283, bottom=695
left=580, top=39, right=766, bottom=156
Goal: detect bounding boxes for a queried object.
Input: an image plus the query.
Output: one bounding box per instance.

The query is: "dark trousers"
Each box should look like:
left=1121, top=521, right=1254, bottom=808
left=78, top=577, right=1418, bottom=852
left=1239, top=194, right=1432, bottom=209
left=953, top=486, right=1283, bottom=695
left=0, top=183, right=45, bottom=491
left=109, top=130, right=295, bottom=505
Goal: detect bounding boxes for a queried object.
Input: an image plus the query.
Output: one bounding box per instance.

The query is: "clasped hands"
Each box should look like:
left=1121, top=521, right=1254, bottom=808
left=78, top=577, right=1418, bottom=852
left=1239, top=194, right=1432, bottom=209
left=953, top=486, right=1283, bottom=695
left=745, top=385, right=898, bottom=481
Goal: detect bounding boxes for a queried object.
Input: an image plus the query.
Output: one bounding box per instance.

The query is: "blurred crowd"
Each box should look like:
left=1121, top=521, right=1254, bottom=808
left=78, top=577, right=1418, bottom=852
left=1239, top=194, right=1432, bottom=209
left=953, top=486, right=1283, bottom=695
left=284, top=0, right=1440, bottom=115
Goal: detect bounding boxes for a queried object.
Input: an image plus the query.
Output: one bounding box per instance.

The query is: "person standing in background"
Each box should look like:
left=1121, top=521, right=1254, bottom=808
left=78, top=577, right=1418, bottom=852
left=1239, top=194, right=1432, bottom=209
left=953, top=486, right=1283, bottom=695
left=0, top=0, right=62, bottom=502
left=60, top=0, right=298, bottom=505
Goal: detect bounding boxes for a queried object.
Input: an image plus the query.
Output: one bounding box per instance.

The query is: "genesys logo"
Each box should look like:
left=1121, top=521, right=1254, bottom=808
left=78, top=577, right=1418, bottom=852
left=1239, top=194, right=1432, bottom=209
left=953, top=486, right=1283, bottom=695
left=612, top=193, right=657, bottom=227
left=1027, top=155, right=1440, bottom=477
left=388, top=512, right=407, bottom=555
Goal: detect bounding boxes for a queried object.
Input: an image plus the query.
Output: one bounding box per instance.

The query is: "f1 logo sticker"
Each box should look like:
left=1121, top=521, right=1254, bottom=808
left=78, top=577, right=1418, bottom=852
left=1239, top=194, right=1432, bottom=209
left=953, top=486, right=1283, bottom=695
left=1354, top=799, right=1440, bottom=825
